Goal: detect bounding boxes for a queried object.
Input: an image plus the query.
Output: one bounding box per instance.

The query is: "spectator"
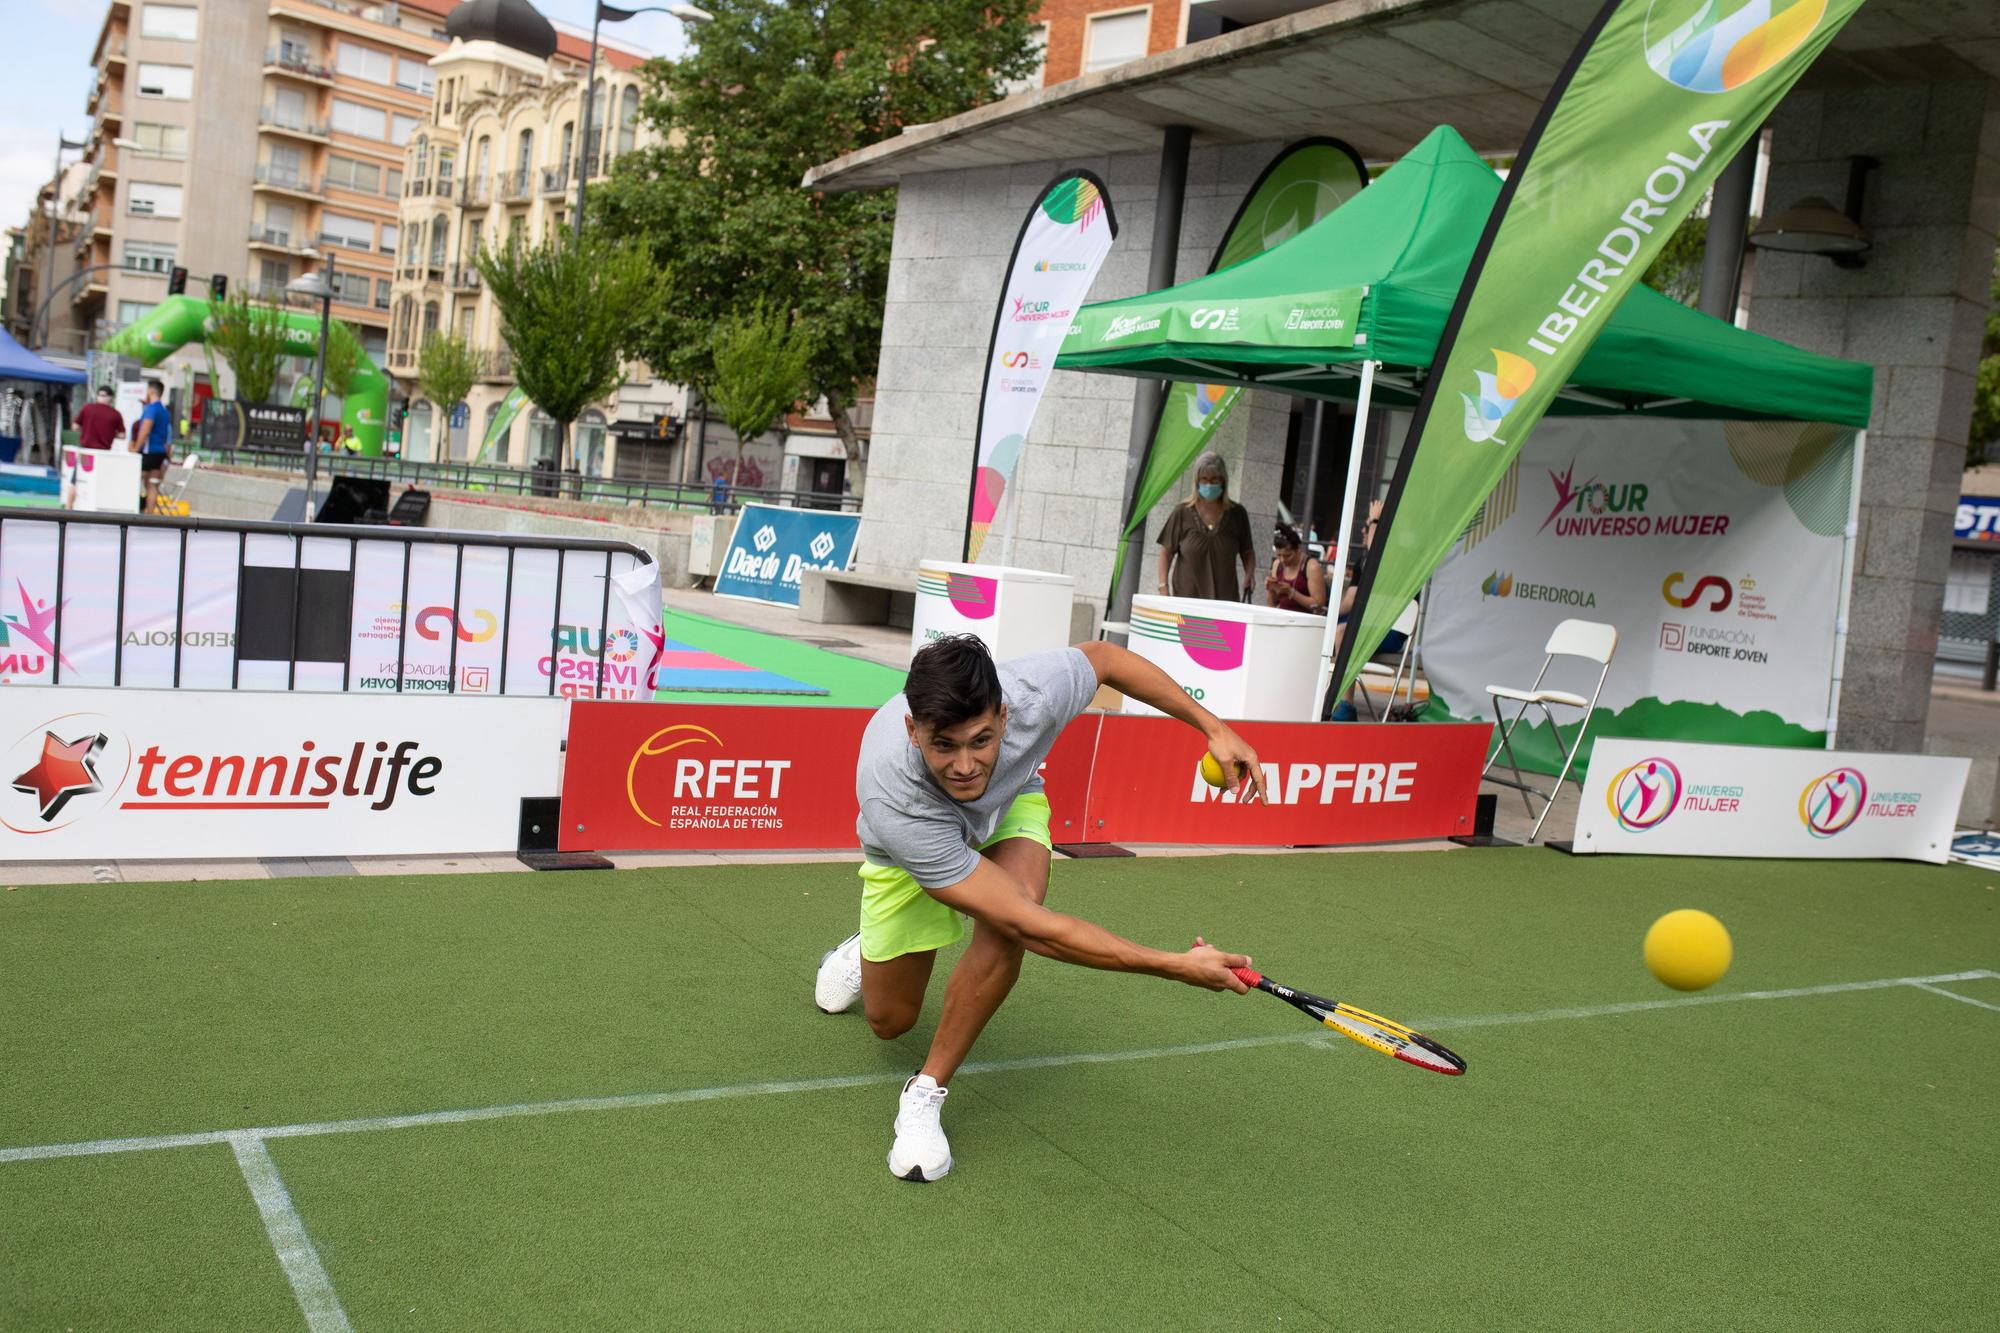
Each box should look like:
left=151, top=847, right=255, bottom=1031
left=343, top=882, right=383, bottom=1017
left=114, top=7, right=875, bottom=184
left=130, top=379, right=173, bottom=513
left=1264, top=523, right=1327, bottom=613
left=1156, top=450, right=1256, bottom=602
left=75, top=386, right=124, bottom=451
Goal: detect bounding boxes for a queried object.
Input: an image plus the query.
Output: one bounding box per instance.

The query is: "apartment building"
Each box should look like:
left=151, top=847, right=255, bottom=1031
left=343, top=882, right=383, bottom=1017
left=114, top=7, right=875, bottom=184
left=68, top=0, right=463, bottom=381
left=1025, top=1, right=1311, bottom=86
left=385, top=0, right=679, bottom=473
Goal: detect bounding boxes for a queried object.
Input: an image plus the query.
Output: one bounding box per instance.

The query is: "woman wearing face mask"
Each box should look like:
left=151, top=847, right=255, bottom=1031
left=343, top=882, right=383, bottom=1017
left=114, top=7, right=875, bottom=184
left=1156, top=451, right=1256, bottom=602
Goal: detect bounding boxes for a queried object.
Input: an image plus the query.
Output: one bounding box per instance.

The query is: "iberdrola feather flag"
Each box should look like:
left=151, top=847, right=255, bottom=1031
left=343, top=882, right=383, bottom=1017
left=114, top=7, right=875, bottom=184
left=1334, top=0, right=1867, bottom=702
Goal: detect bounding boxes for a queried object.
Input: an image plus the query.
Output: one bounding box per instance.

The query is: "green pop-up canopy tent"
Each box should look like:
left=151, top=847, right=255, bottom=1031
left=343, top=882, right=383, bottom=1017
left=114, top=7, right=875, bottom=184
left=1057, top=125, right=1872, bottom=427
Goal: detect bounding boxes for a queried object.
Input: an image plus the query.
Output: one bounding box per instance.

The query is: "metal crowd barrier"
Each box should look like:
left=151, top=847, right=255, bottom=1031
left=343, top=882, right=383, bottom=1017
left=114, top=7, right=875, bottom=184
left=0, top=508, right=658, bottom=699
left=1941, top=541, right=1999, bottom=690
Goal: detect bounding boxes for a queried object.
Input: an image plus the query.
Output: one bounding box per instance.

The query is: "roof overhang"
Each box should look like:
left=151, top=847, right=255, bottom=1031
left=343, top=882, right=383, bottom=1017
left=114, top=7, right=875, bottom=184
left=804, top=0, right=2000, bottom=193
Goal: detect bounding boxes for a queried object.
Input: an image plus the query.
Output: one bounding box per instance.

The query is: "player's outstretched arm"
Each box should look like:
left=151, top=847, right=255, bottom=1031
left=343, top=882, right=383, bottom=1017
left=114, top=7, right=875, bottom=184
left=925, top=858, right=1250, bottom=992
left=1076, top=640, right=1267, bottom=802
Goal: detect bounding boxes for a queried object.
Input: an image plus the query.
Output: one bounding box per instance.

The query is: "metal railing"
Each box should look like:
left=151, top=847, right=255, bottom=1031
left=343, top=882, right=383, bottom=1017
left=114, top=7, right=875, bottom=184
left=199, top=447, right=860, bottom=514
left=254, top=164, right=320, bottom=192
left=259, top=107, right=329, bottom=137
left=499, top=168, right=532, bottom=201
left=249, top=224, right=296, bottom=248
left=461, top=177, right=489, bottom=206
left=449, top=264, right=481, bottom=291
left=483, top=348, right=512, bottom=378
left=1941, top=543, right=1999, bottom=690
left=264, top=47, right=333, bottom=79
left=539, top=165, right=569, bottom=195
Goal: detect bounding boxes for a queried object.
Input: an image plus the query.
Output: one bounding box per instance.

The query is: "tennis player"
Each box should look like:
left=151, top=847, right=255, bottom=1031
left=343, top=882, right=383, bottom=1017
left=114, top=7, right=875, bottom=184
left=814, top=634, right=1268, bottom=1181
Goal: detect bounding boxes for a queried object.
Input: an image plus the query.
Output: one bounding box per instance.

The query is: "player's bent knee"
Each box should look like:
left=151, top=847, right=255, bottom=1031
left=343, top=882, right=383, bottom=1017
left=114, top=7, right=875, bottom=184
left=868, top=1008, right=917, bottom=1040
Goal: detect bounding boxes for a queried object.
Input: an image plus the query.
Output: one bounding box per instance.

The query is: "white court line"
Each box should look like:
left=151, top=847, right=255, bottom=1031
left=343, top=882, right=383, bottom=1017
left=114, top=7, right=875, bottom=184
left=230, top=1134, right=354, bottom=1333
left=1906, top=980, right=2000, bottom=1014
left=2, top=967, right=1993, bottom=1168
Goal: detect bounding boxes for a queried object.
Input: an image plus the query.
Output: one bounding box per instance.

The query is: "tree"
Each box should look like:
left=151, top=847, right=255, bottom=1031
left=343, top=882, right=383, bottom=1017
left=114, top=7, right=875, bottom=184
left=708, top=304, right=813, bottom=483
left=1970, top=255, right=2000, bottom=464
left=319, top=319, right=366, bottom=399
left=205, top=294, right=290, bottom=404
left=475, top=229, right=661, bottom=471
left=1641, top=214, right=1708, bottom=306
left=597, top=0, right=1041, bottom=495
left=417, top=331, right=482, bottom=436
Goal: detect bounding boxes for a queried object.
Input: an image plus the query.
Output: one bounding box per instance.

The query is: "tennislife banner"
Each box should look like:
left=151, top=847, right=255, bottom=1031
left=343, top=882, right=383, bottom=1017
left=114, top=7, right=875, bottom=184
left=1109, top=139, right=1368, bottom=598
left=1336, top=0, right=1868, bottom=703
left=963, top=173, right=1117, bottom=563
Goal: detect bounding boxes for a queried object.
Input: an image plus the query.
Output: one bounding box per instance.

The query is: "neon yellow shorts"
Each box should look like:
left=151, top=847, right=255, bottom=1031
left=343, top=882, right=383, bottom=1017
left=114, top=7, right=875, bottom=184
left=857, top=791, right=1052, bottom=963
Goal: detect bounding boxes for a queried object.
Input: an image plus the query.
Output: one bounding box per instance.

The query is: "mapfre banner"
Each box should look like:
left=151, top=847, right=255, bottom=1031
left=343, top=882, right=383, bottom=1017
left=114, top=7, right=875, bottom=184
left=1573, top=738, right=1969, bottom=865
left=0, top=688, right=565, bottom=859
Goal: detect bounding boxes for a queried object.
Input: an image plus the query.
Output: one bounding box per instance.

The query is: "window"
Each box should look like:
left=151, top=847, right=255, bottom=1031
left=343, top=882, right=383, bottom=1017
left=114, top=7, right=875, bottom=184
left=515, top=130, right=533, bottom=177
left=577, top=409, right=607, bottom=477
left=117, top=300, right=157, bottom=325
left=336, top=42, right=392, bottom=84
left=458, top=307, right=474, bottom=341
left=390, top=114, right=420, bottom=147
left=277, top=31, right=313, bottom=65
left=331, top=98, right=386, bottom=139
left=326, top=155, right=381, bottom=193
left=619, top=86, right=640, bottom=155
left=1084, top=9, right=1150, bottom=74
left=259, top=259, right=291, bottom=293
left=272, top=87, right=307, bottom=127
left=128, top=182, right=184, bottom=217
left=385, top=167, right=403, bottom=195
left=558, top=122, right=574, bottom=173
left=1003, top=25, right=1048, bottom=94
left=528, top=409, right=558, bottom=465
left=262, top=202, right=296, bottom=237
left=329, top=270, right=370, bottom=304
left=591, top=80, right=606, bottom=127
left=136, top=63, right=193, bottom=99
left=410, top=137, right=428, bottom=181
left=428, top=215, right=448, bottom=265
left=362, top=331, right=386, bottom=361
left=319, top=211, right=374, bottom=250
left=264, top=143, right=303, bottom=185
left=474, top=136, right=490, bottom=179
left=421, top=302, right=439, bottom=339
left=140, top=5, right=197, bottom=40
left=131, top=123, right=188, bottom=157
left=440, top=79, right=454, bottom=119
left=375, top=278, right=393, bottom=309
left=124, top=240, right=176, bottom=273
left=484, top=401, right=506, bottom=463
left=465, top=219, right=482, bottom=257
left=393, top=296, right=413, bottom=348
left=436, top=149, right=455, bottom=183
left=379, top=223, right=399, bottom=255
left=396, top=56, right=434, bottom=94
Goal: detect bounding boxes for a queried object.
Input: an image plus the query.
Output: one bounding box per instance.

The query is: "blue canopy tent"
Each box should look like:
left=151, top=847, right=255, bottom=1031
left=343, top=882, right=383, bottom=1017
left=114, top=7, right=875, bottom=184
left=0, top=326, right=86, bottom=465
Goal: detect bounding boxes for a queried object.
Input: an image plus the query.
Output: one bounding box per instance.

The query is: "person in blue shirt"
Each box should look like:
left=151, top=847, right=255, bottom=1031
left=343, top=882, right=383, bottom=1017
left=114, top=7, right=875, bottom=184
left=130, top=379, right=173, bottom=514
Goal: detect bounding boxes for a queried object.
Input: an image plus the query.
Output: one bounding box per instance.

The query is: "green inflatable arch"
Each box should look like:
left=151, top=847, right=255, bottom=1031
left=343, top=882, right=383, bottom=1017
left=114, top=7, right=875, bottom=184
left=103, top=294, right=389, bottom=456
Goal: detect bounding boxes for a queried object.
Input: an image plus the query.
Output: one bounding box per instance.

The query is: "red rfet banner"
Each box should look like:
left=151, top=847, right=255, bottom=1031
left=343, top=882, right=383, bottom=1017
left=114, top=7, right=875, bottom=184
left=561, top=703, right=873, bottom=851
left=1075, top=717, right=1489, bottom=846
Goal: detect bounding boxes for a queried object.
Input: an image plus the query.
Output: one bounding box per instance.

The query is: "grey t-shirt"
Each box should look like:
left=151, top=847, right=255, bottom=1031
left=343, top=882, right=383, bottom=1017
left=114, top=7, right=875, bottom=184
left=856, top=647, right=1098, bottom=888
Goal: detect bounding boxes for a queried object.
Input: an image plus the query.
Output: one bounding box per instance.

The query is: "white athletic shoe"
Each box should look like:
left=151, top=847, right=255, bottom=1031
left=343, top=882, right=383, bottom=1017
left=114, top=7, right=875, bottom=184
left=888, top=1074, right=952, bottom=1182
left=815, top=932, right=863, bottom=1014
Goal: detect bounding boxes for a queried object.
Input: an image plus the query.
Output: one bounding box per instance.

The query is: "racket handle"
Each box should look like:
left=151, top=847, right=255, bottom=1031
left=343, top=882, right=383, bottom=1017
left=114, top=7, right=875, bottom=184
left=1230, top=966, right=1263, bottom=987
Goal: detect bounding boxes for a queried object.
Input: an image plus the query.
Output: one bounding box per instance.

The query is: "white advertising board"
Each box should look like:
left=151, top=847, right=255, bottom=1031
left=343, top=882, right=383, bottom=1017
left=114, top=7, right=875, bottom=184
left=1125, top=594, right=1323, bottom=721
left=1573, top=737, right=1969, bottom=865
left=911, top=562, right=1073, bottom=663
left=60, top=447, right=141, bottom=513
left=0, top=688, right=566, bottom=859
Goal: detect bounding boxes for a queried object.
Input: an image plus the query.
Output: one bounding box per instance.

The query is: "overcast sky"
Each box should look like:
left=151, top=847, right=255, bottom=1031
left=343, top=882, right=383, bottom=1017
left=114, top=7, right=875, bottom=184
left=1, top=0, right=691, bottom=255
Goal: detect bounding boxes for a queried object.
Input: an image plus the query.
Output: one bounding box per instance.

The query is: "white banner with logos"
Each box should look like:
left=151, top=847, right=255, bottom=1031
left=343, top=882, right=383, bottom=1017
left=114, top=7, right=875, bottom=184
left=964, top=172, right=1118, bottom=562
left=1425, top=418, right=1856, bottom=764
left=0, top=688, right=566, bottom=860
left=1573, top=737, right=1968, bottom=865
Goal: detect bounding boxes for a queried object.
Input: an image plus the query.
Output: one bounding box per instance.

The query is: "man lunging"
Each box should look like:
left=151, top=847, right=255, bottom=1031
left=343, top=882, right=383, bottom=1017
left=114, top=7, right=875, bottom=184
left=814, top=634, right=1268, bottom=1181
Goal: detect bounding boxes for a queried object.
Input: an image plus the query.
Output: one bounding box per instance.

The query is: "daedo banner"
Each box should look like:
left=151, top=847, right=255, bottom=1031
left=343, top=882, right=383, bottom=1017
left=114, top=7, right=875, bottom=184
left=1423, top=416, right=1855, bottom=772
left=1573, top=738, right=1969, bottom=864
left=1109, top=139, right=1368, bottom=596
left=963, top=173, right=1117, bottom=563
left=711, top=502, right=861, bottom=608
left=1338, top=0, right=1868, bottom=702
left=0, top=688, right=566, bottom=859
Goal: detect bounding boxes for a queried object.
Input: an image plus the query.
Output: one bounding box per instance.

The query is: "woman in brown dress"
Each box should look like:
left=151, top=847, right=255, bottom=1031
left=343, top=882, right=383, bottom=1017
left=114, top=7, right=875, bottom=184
left=1155, top=451, right=1257, bottom=601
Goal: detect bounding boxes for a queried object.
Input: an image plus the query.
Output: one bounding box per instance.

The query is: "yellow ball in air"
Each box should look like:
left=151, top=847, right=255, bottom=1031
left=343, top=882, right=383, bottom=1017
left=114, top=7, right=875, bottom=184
left=1644, top=909, right=1732, bottom=992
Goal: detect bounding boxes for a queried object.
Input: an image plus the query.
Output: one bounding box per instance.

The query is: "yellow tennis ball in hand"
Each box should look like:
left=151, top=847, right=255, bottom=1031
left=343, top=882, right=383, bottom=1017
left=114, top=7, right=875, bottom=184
left=1644, top=909, right=1732, bottom=992
left=1200, top=752, right=1227, bottom=789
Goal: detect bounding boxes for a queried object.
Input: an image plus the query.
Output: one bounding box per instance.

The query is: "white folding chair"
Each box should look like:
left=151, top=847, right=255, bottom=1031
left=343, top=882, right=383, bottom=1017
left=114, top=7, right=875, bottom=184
left=1480, top=618, right=1617, bottom=842
left=1351, top=600, right=1422, bottom=721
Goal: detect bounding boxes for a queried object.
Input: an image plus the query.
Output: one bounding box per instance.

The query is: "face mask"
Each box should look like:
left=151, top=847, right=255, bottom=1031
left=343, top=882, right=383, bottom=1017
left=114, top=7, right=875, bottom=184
left=1197, top=483, right=1223, bottom=501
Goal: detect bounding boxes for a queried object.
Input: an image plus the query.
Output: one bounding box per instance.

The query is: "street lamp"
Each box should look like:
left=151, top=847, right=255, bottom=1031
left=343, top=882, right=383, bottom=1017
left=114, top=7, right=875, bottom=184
left=573, top=2, right=712, bottom=236
left=289, top=250, right=336, bottom=522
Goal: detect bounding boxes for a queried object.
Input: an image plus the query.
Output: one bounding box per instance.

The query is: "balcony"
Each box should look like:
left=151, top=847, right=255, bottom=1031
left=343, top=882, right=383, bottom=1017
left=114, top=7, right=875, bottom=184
left=498, top=168, right=532, bottom=202
left=87, top=71, right=107, bottom=114
left=249, top=224, right=305, bottom=252
left=264, top=47, right=334, bottom=82
left=273, top=0, right=407, bottom=32
left=254, top=164, right=321, bottom=197
left=103, top=38, right=128, bottom=68
left=449, top=264, right=481, bottom=292
left=258, top=106, right=330, bottom=140
left=539, top=165, right=569, bottom=196
left=460, top=176, right=488, bottom=206
left=386, top=347, right=417, bottom=373
left=481, top=347, right=512, bottom=380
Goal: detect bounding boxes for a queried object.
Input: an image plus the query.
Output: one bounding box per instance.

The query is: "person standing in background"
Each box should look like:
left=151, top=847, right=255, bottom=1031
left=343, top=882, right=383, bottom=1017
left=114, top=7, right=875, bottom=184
left=75, top=385, right=124, bottom=451
left=130, top=379, right=173, bottom=514
left=1155, top=450, right=1256, bottom=602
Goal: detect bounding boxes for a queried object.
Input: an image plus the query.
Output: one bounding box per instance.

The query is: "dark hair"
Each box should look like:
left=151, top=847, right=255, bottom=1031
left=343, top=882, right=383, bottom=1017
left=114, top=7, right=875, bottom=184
left=1273, top=523, right=1301, bottom=550
left=905, top=634, right=1002, bottom=731
left=145, top=378, right=164, bottom=396
left=96, top=385, right=114, bottom=399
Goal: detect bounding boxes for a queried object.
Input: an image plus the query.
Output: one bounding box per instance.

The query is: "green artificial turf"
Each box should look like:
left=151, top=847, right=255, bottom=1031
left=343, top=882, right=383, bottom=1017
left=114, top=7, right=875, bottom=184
left=655, top=606, right=906, bottom=708
left=3, top=851, right=1997, bottom=1329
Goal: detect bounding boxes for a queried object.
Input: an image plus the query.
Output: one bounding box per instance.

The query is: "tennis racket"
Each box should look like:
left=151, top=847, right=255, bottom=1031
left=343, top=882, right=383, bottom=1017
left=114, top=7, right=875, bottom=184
left=1234, top=967, right=1465, bottom=1076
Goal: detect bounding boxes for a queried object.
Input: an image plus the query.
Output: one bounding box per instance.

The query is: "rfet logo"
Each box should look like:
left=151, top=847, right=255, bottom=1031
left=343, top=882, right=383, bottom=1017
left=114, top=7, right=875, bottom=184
left=1662, top=571, right=1733, bottom=612
left=1606, top=756, right=1682, bottom=832
left=1645, top=0, right=1826, bottom=95
left=625, top=723, right=792, bottom=830
left=1799, top=766, right=1867, bottom=838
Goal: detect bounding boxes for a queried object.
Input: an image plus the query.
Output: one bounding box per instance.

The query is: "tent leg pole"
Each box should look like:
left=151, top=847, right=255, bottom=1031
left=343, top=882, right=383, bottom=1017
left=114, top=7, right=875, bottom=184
left=1300, top=398, right=1325, bottom=547
left=1826, top=428, right=1866, bottom=749
left=1314, top=358, right=1376, bottom=718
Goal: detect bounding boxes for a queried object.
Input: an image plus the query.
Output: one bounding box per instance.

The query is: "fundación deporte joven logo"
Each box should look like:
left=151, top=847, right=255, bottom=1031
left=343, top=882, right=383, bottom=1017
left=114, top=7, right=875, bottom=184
left=3, top=713, right=449, bottom=835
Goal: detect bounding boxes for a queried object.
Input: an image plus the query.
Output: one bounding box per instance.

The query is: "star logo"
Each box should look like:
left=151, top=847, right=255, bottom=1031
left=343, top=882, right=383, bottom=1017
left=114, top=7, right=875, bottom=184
left=2, top=578, right=76, bottom=670
left=10, top=731, right=107, bottom=823
left=1538, top=460, right=1596, bottom=534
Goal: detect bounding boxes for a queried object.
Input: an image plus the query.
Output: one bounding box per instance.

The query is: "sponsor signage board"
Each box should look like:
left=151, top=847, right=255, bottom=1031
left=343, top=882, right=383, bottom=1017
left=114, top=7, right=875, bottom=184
left=712, top=503, right=860, bottom=609
left=1956, top=496, right=2000, bottom=543
left=0, top=688, right=565, bottom=860
left=1573, top=737, right=1969, bottom=865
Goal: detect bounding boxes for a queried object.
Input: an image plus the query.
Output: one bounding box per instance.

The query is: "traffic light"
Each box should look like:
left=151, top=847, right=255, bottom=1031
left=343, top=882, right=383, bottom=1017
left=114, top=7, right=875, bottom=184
left=167, top=265, right=187, bottom=296
left=209, top=273, right=228, bottom=302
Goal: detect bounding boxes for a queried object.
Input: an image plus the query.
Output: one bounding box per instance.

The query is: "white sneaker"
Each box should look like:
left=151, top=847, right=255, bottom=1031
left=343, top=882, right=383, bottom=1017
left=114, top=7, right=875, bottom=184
left=888, top=1075, right=951, bottom=1182
left=814, top=932, right=863, bottom=1014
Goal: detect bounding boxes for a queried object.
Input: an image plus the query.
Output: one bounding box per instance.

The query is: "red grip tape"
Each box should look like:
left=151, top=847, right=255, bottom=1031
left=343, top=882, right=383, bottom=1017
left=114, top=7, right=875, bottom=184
left=1231, top=966, right=1263, bottom=987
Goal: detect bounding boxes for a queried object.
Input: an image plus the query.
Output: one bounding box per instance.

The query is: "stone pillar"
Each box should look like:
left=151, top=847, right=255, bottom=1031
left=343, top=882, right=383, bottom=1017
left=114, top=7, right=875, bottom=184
left=1746, top=78, right=2000, bottom=752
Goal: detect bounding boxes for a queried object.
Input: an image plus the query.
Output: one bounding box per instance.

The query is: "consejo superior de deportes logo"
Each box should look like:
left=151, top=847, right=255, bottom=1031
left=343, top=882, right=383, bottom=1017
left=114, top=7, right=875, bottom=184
left=1607, top=756, right=1682, bottom=832
left=1644, top=0, right=1826, bottom=94
left=1799, top=766, right=1866, bottom=838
